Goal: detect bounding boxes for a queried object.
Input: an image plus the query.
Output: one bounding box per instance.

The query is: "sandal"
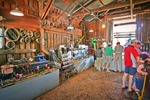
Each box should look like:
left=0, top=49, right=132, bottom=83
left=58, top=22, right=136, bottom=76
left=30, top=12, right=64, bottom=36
left=128, top=89, right=134, bottom=93
left=122, top=86, right=128, bottom=89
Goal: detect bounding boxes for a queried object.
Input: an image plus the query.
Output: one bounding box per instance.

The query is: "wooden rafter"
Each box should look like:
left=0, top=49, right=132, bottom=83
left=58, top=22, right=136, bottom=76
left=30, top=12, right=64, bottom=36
left=92, top=0, right=150, bottom=13
left=99, top=0, right=105, bottom=6
left=40, top=0, right=54, bottom=20
left=54, top=0, right=75, bottom=22
left=73, top=0, right=96, bottom=14
left=73, top=14, right=85, bottom=28
left=108, top=10, right=150, bottom=19
left=130, top=0, right=133, bottom=19
left=76, top=1, right=102, bottom=22
left=2, top=0, right=38, bottom=12
left=72, top=0, right=95, bottom=14
left=38, top=0, right=43, bottom=17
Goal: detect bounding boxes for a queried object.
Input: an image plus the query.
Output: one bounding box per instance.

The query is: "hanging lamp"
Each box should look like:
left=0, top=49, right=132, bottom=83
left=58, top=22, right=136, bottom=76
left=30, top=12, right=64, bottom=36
left=10, top=0, right=24, bottom=16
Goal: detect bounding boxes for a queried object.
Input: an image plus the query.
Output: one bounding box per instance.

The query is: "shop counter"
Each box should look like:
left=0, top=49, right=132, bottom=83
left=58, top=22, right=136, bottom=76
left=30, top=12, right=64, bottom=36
left=0, top=68, right=59, bottom=100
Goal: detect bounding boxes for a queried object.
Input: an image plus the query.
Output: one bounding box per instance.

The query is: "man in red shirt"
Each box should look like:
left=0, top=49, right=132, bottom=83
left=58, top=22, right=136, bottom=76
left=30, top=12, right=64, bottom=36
left=122, top=39, right=140, bottom=92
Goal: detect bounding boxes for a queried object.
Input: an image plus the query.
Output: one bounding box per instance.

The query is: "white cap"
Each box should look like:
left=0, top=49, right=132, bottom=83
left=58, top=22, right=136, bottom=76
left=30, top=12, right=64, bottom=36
left=131, top=39, right=138, bottom=43
left=108, top=43, right=112, bottom=46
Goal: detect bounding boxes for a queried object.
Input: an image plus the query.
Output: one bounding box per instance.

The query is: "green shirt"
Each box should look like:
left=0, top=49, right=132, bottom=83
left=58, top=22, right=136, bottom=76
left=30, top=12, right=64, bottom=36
left=104, top=46, right=114, bottom=56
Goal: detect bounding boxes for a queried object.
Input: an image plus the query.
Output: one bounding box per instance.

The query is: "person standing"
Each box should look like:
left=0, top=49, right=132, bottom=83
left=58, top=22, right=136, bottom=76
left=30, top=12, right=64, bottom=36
left=135, top=41, right=143, bottom=54
left=122, top=39, right=140, bottom=92
left=113, top=42, right=124, bottom=72
left=94, top=46, right=103, bottom=71
left=103, top=43, right=114, bottom=72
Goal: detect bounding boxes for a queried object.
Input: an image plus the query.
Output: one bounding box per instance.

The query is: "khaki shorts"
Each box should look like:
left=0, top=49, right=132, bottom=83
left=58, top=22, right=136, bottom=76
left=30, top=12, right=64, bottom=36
left=103, top=56, right=112, bottom=63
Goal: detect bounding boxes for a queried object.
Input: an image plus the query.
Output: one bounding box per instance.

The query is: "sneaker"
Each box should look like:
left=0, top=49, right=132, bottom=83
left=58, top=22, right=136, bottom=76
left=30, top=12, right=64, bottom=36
left=102, top=67, right=105, bottom=70
left=113, top=70, right=117, bottom=72
left=107, top=69, right=110, bottom=72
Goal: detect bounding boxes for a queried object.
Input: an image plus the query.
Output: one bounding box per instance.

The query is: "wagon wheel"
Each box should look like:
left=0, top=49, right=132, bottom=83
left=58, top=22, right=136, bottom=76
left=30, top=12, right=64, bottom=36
left=4, top=28, right=20, bottom=41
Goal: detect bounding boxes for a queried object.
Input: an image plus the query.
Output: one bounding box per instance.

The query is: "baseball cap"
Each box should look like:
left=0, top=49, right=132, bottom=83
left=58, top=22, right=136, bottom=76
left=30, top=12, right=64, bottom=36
left=131, top=39, right=138, bottom=43
left=137, top=41, right=143, bottom=45
left=108, top=42, right=112, bottom=46
left=140, top=54, right=149, bottom=60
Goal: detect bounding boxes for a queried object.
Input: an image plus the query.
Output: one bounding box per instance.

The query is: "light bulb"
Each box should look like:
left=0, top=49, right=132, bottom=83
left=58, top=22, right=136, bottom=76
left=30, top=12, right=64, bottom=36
left=102, top=24, right=106, bottom=28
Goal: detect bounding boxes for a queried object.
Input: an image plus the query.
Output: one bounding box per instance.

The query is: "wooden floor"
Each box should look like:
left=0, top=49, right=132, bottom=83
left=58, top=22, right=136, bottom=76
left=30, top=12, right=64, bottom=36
left=36, top=67, right=135, bottom=100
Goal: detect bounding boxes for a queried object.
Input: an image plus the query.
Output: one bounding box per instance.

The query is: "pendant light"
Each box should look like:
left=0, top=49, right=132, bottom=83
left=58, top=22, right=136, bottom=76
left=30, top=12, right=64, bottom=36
left=89, top=29, right=94, bottom=32
left=10, top=0, right=24, bottom=16
left=102, top=24, right=106, bottom=28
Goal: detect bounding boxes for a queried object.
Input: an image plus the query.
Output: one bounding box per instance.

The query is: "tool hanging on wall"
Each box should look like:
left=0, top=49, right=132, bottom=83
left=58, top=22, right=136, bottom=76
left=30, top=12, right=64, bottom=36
left=20, top=38, right=25, bottom=44
left=20, top=30, right=27, bottom=37
left=34, top=31, right=40, bottom=38
left=5, top=41, right=15, bottom=49
left=4, top=28, right=20, bottom=41
left=36, top=38, right=41, bottom=44
left=27, top=31, right=33, bottom=37
left=25, top=37, right=31, bottom=43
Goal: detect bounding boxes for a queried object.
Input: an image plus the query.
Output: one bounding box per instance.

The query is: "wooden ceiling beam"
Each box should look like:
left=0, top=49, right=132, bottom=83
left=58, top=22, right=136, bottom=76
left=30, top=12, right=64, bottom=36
left=72, top=0, right=95, bottom=14
left=73, top=14, right=85, bottom=28
left=38, top=0, right=43, bottom=17
left=107, top=7, right=141, bottom=15
left=54, top=0, right=76, bottom=22
left=99, top=0, right=105, bottom=6
left=92, top=0, right=150, bottom=13
left=40, top=0, right=54, bottom=20
left=108, top=10, right=149, bottom=19
left=2, top=0, right=38, bottom=12
left=74, top=0, right=96, bottom=14
left=76, top=1, right=102, bottom=22
left=130, top=0, right=133, bottom=19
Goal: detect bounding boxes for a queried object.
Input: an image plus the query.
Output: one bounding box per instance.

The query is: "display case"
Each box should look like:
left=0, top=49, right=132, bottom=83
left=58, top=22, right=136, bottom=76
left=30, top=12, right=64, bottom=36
left=0, top=68, right=59, bottom=100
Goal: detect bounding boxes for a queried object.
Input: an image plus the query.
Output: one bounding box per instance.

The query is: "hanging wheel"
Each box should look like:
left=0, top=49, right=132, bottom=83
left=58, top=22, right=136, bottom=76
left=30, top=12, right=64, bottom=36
left=34, top=31, right=40, bottom=38
left=20, top=30, right=27, bottom=37
left=5, top=41, right=15, bottom=49
left=27, top=31, right=33, bottom=37
left=4, top=28, right=20, bottom=41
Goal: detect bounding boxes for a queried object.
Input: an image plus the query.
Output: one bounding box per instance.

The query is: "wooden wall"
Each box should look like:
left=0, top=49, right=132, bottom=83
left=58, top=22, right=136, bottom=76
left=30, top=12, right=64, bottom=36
left=136, top=13, right=150, bottom=53
left=0, top=0, right=82, bottom=65
left=87, top=20, right=106, bottom=40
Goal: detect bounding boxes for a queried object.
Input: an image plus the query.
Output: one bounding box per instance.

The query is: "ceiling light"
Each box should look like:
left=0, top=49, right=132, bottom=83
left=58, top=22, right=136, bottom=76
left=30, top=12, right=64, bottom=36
left=89, top=29, right=94, bottom=32
left=102, top=24, right=106, bottom=28
left=10, top=7, right=24, bottom=16
left=67, top=24, right=74, bottom=30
